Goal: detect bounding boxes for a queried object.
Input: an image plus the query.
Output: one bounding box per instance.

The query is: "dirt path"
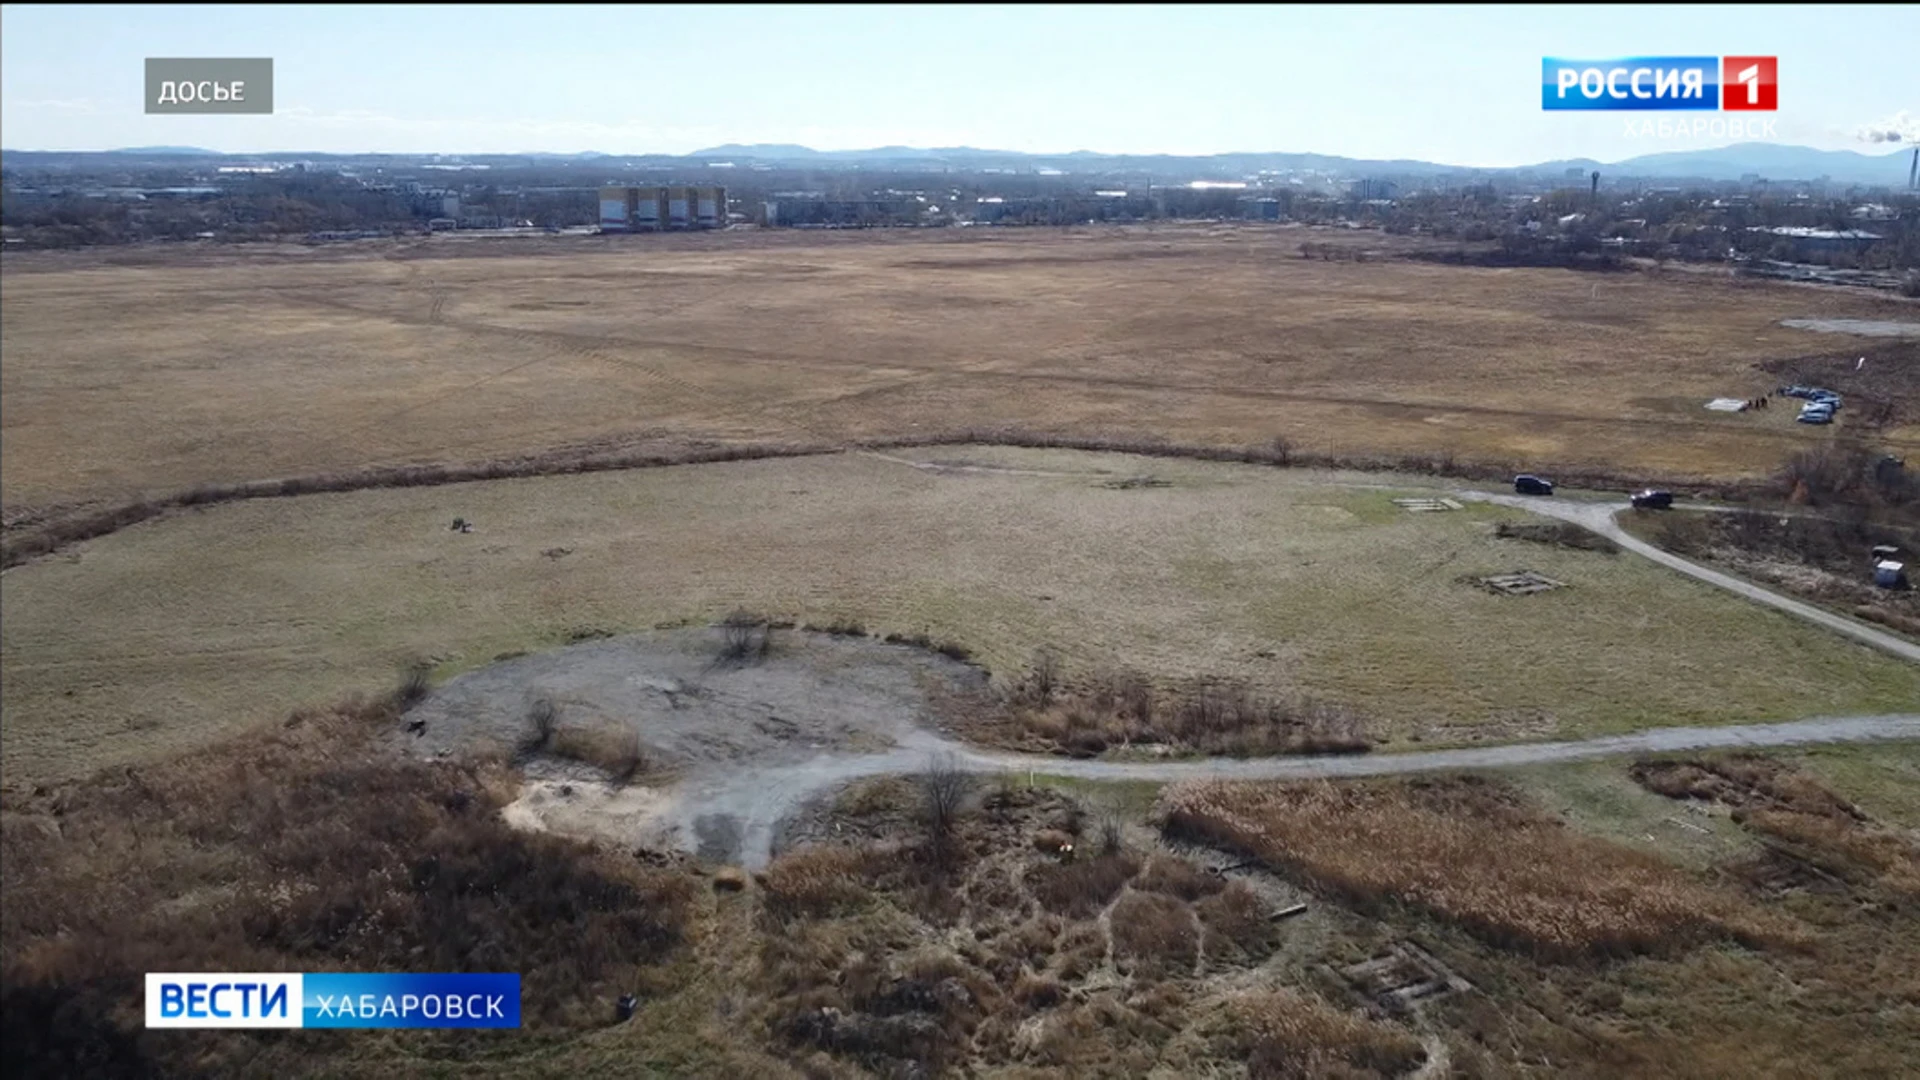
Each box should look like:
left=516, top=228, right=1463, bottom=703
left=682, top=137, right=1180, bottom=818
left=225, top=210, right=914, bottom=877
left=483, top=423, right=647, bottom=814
left=671, top=713, right=1919, bottom=868
left=1454, top=490, right=1920, bottom=664
left=402, top=629, right=1917, bottom=871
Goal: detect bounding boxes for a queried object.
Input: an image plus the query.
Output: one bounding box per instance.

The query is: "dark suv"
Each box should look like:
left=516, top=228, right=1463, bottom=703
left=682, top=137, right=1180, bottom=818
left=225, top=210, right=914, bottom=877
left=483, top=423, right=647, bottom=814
left=1513, top=475, right=1554, bottom=496
left=1630, top=489, right=1674, bottom=510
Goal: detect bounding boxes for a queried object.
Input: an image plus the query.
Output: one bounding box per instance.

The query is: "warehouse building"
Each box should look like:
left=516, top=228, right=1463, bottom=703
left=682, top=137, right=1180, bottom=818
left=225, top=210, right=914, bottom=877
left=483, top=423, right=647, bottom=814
left=599, top=186, right=726, bottom=231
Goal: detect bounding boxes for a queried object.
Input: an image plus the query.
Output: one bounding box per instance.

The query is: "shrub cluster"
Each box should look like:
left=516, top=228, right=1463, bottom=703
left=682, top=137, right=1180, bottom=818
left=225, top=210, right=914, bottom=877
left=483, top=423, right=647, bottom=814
left=1159, top=776, right=1794, bottom=959
left=0, top=685, right=696, bottom=1074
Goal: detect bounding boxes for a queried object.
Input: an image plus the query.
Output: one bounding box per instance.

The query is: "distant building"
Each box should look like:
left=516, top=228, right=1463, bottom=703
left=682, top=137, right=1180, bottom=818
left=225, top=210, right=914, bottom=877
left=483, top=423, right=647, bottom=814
left=599, top=185, right=726, bottom=231
left=1746, top=225, right=1882, bottom=258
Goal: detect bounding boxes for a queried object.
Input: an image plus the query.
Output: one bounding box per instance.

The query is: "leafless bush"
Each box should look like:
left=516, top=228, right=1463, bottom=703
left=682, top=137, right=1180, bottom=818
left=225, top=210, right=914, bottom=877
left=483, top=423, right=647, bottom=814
left=391, top=661, right=433, bottom=711
left=521, top=696, right=558, bottom=755
left=917, top=754, right=974, bottom=862
left=718, top=609, right=773, bottom=664
left=1015, top=648, right=1061, bottom=707
left=1778, top=444, right=1877, bottom=506
left=975, top=665, right=1371, bottom=759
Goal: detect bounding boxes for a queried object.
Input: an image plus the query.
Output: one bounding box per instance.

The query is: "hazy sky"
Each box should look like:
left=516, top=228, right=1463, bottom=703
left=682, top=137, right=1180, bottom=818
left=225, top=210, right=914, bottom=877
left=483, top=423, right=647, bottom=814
left=3, top=4, right=1914, bottom=164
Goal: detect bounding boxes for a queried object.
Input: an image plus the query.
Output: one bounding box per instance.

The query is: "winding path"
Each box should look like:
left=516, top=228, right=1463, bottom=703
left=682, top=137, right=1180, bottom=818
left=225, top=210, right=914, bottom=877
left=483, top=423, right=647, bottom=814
left=672, top=714, right=1920, bottom=868
left=653, top=473, right=1920, bottom=867
left=1453, top=491, right=1920, bottom=664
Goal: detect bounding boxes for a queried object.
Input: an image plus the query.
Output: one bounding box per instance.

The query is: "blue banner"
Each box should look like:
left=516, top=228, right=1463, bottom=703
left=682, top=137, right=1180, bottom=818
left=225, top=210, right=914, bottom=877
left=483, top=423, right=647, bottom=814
left=302, top=973, right=521, bottom=1029
left=1542, top=57, right=1719, bottom=111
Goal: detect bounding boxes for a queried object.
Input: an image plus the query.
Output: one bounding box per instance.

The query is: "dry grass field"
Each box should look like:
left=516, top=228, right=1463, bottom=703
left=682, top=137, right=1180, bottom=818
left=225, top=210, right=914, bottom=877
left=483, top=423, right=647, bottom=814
left=10, top=693, right=1914, bottom=1076
left=5, top=224, right=1915, bottom=520
left=4, top=447, right=1915, bottom=787
left=8, top=221, right=1920, bottom=1079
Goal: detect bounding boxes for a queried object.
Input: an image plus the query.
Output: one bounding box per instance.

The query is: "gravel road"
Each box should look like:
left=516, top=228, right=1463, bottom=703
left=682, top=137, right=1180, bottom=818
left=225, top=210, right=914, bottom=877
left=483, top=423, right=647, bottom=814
left=668, top=713, right=1919, bottom=869
left=1456, top=490, right=1920, bottom=664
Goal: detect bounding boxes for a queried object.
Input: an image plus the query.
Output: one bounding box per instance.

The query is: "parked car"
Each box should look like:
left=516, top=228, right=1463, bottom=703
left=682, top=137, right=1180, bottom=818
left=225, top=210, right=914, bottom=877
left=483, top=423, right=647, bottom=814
left=1797, top=408, right=1834, bottom=425
left=1631, top=489, right=1674, bottom=510
left=1809, top=391, right=1842, bottom=409
left=1513, top=474, right=1554, bottom=496
left=1779, top=385, right=1817, bottom=399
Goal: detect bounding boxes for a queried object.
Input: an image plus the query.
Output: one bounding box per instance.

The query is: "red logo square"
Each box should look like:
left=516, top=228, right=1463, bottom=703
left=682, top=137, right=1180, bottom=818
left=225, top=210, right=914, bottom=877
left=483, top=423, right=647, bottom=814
left=1722, top=56, right=1777, bottom=111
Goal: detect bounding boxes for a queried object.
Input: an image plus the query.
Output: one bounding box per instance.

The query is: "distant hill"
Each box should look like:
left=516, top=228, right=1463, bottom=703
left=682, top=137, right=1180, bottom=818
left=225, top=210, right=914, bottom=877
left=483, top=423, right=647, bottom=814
left=4, top=142, right=1911, bottom=186
left=1542, top=143, right=1912, bottom=185
left=684, top=141, right=1913, bottom=185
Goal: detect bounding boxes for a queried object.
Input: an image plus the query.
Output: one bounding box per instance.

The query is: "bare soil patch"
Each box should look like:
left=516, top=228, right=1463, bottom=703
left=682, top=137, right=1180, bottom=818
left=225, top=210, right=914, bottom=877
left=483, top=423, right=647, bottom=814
left=398, top=628, right=986, bottom=863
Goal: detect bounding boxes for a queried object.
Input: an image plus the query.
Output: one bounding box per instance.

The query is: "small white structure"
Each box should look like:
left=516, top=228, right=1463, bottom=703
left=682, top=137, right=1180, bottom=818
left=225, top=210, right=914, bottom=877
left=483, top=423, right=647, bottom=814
left=1873, top=560, right=1908, bottom=589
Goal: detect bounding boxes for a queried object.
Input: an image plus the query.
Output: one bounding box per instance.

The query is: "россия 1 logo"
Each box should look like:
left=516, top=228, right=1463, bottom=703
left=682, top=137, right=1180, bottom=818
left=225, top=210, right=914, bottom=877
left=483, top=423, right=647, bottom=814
left=1541, top=57, right=1776, bottom=111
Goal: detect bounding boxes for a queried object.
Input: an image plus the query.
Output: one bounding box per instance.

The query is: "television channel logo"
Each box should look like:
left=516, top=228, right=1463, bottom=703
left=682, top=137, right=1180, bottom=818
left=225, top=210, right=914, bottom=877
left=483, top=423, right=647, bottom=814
left=146, top=973, right=521, bottom=1029
left=1542, top=57, right=1776, bottom=111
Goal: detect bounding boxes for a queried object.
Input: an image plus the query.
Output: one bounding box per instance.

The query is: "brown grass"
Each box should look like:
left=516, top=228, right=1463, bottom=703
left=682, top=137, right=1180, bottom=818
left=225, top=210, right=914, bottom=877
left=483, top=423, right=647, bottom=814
left=549, top=724, right=649, bottom=784
left=1196, top=880, right=1280, bottom=965
left=0, top=687, right=697, bottom=1076
left=758, top=845, right=881, bottom=921
left=1136, top=853, right=1227, bottom=902
left=1493, top=519, right=1621, bottom=553
left=1028, top=852, right=1141, bottom=919
left=1160, top=775, right=1795, bottom=959
left=1108, top=891, right=1198, bottom=978
left=7, top=225, right=1888, bottom=526
left=1632, top=753, right=1920, bottom=896
left=971, top=670, right=1375, bottom=758
left=1211, top=988, right=1428, bottom=1080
